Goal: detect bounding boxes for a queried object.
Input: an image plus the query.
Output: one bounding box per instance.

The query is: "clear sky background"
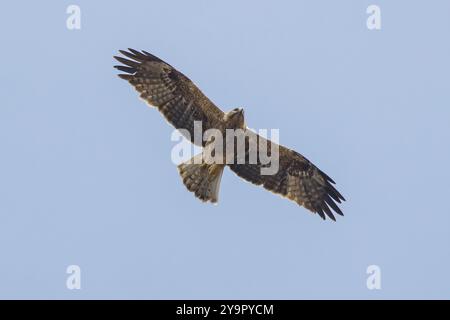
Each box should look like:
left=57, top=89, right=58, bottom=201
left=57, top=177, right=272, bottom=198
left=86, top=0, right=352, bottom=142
left=1, top=1, right=449, bottom=299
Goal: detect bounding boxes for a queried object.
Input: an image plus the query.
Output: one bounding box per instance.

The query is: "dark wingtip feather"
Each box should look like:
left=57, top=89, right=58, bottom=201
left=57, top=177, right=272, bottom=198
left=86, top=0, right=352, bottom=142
left=118, top=49, right=132, bottom=57
left=119, top=49, right=144, bottom=61
left=114, top=65, right=136, bottom=74
left=327, top=182, right=346, bottom=202
left=324, top=195, right=344, bottom=216
left=315, top=207, right=326, bottom=220
left=128, top=48, right=141, bottom=55
left=142, top=50, right=165, bottom=63
left=128, top=48, right=148, bottom=60
left=117, top=48, right=168, bottom=65
left=321, top=203, right=336, bottom=221
left=320, top=170, right=336, bottom=184
left=335, top=190, right=346, bottom=202
left=114, top=56, right=139, bottom=67
left=118, top=74, right=132, bottom=80
left=327, top=192, right=342, bottom=204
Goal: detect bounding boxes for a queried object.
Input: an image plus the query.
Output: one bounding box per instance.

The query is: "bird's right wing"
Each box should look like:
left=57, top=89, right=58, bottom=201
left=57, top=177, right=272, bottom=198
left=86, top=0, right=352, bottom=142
left=114, top=49, right=225, bottom=146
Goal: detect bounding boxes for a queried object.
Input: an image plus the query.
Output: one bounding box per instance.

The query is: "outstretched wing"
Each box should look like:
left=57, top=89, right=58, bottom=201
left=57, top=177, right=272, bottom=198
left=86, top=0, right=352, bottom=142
left=228, top=131, right=345, bottom=221
left=114, top=49, right=225, bottom=146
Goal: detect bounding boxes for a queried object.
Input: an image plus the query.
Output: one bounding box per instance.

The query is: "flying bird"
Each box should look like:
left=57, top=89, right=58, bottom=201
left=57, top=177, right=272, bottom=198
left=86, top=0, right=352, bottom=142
left=114, top=49, right=345, bottom=220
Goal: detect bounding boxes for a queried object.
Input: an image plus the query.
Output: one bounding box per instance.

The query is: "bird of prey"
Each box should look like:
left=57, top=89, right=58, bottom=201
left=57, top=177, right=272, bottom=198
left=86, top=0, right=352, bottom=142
left=114, top=49, right=345, bottom=220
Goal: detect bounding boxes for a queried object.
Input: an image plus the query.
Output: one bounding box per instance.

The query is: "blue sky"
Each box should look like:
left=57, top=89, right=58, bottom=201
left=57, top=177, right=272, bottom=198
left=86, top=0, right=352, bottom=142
left=1, top=1, right=449, bottom=299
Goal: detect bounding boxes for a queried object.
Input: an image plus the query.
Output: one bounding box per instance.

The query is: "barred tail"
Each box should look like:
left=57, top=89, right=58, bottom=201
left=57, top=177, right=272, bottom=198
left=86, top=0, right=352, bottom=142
left=177, top=154, right=225, bottom=203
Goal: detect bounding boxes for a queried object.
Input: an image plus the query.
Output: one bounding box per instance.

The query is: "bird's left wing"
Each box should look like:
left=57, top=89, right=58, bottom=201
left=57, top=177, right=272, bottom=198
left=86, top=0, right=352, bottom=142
left=114, top=49, right=225, bottom=146
left=228, top=130, right=345, bottom=221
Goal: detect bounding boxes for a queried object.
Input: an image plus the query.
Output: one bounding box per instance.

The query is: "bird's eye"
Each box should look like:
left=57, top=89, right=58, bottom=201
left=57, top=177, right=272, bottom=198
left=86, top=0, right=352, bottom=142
left=233, top=108, right=239, bottom=112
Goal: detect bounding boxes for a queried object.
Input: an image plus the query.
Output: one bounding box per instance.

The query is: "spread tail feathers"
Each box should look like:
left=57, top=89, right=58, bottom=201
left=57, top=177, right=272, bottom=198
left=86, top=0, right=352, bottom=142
left=177, top=154, right=225, bottom=203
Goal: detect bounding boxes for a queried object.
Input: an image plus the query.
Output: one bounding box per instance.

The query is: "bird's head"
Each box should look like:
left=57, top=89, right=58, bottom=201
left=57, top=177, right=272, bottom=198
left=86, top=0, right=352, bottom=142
left=226, top=107, right=245, bottom=129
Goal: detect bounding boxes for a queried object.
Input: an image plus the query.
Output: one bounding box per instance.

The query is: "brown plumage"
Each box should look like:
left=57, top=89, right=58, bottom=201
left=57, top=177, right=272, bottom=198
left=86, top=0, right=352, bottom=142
left=114, top=49, right=345, bottom=221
